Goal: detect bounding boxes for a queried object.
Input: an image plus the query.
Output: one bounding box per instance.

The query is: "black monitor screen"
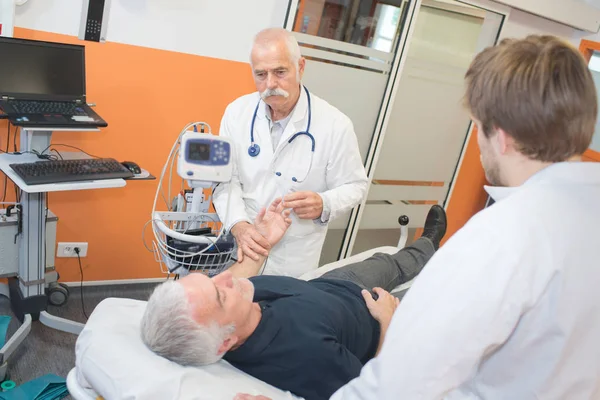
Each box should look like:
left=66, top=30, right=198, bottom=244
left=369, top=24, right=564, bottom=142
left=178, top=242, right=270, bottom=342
left=0, top=38, right=85, bottom=99
left=188, top=142, right=211, bottom=161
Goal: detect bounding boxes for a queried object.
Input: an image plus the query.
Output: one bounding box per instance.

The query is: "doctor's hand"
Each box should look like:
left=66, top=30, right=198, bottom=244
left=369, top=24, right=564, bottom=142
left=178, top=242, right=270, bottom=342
left=254, top=199, right=292, bottom=248
left=231, top=222, right=271, bottom=263
left=283, top=191, right=323, bottom=220
left=362, top=287, right=400, bottom=327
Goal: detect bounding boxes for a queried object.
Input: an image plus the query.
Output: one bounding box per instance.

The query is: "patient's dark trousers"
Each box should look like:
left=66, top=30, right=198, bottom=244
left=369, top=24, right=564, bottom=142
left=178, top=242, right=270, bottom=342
left=319, top=237, right=435, bottom=300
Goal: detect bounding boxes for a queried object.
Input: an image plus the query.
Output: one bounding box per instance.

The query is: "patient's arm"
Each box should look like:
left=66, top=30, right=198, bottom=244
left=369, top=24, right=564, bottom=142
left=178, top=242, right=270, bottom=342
left=227, top=255, right=267, bottom=279
left=361, top=287, right=400, bottom=356
left=227, top=199, right=291, bottom=279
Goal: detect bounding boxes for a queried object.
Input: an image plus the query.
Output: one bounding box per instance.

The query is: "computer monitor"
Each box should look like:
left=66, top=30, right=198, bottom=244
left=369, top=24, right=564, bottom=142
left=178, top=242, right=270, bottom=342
left=0, top=37, right=86, bottom=101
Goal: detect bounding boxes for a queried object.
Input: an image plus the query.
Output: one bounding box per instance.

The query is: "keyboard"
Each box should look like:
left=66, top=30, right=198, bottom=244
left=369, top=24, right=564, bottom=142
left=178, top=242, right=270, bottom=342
left=8, top=100, right=88, bottom=116
left=9, top=158, right=134, bottom=185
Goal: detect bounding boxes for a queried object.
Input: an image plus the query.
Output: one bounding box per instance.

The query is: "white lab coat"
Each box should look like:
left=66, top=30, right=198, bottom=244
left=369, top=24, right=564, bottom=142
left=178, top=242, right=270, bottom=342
left=213, top=87, right=368, bottom=277
left=331, top=161, right=600, bottom=400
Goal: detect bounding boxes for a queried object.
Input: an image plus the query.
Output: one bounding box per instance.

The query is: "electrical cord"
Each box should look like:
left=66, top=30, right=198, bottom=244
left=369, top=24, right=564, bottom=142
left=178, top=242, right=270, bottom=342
left=74, top=247, right=89, bottom=320
left=40, top=144, right=99, bottom=159
left=2, top=123, right=9, bottom=202
left=10, top=124, right=20, bottom=203
left=51, top=149, right=64, bottom=160
left=12, top=125, right=17, bottom=153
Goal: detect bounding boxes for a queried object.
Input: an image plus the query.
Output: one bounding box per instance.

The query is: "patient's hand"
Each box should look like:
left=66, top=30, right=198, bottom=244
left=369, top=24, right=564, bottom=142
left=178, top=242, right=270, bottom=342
left=361, top=287, right=400, bottom=327
left=363, top=288, right=400, bottom=356
left=254, top=198, right=292, bottom=247
left=234, top=394, right=272, bottom=400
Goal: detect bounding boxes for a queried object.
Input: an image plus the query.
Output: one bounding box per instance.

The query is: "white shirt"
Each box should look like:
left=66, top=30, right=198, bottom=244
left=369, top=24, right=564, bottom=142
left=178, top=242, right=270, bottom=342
left=332, top=162, right=600, bottom=400
left=265, top=103, right=293, bottom=152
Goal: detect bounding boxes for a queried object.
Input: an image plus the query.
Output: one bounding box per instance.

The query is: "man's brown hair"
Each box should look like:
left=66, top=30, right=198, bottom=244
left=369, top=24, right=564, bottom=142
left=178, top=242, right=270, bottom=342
left=465, top=35, right=597, bottom=162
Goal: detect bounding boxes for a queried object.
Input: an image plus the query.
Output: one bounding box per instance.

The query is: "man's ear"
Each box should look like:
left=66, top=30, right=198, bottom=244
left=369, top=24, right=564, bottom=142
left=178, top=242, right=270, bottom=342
left=494, top=128, right=514, bottom=156
left=217, top=335, right=238, bottom=356
left=298, top=57, right=306, bottom=79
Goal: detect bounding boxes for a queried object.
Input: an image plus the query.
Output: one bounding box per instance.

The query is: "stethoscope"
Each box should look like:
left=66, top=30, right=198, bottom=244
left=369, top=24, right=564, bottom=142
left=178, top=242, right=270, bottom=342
left=248, top=86, right=315, bottom=183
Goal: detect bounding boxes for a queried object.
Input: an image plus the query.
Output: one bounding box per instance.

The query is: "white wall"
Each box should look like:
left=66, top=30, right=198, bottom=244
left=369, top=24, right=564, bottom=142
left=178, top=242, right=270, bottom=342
left=494, top=0, right=600, bottom=32
left=501, top=8, right=579, bottom=44
left=14, top=0, right=289, bottom=63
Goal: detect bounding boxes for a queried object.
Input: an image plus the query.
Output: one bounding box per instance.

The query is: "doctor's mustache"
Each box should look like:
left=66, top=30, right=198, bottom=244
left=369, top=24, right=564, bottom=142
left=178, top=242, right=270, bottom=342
left=260, top=88, right=290, bottom=100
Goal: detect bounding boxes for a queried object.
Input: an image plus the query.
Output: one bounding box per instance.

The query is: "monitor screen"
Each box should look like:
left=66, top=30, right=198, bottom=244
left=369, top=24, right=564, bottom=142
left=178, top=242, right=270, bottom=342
left=0, top=38, right=85, bottom=99
left=188, top=142, right=211, bottom=161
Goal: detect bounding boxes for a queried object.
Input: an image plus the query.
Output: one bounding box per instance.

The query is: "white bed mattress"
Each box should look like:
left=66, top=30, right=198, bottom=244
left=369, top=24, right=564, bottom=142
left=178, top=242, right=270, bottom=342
left=74, top=297, right=301, bottom=400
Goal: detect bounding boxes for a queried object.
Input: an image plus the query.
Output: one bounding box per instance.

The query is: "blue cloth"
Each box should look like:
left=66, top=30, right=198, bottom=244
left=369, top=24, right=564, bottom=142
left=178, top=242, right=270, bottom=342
left=224, top=276, right=380, bottom=400
left=0, top=374, right=68, bottom=400
left=0, top=316, right=11, bottom=348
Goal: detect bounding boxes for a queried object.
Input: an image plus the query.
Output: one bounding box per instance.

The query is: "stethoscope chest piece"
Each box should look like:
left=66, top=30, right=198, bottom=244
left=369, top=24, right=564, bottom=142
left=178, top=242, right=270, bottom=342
left=248, top=143, right=260, bottom=157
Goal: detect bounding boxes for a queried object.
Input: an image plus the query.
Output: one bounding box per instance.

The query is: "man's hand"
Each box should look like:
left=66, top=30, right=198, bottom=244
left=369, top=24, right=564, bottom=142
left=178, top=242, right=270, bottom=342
left=283, top=191, right=323, bottom=220
left=361, top=287, right=400, bottom=327
left=362, top=288, right=400, bottom=356
left=231, top=221, right=271, bottom=263
left=254, top=198, right=292, bottom=247
left=234, top=394, right=272, bottom=400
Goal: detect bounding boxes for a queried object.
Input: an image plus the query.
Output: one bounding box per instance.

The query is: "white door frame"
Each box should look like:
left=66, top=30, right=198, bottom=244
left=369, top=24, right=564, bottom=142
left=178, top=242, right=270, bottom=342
left=282, top=0, right=511, bottom=261
left=341, top=0, right=511, bottom=259
left=439, top=0, right=511, bottom=213
left=284, top=0, right=300, bottom=30
left=282, top=0, right=423, bottom=261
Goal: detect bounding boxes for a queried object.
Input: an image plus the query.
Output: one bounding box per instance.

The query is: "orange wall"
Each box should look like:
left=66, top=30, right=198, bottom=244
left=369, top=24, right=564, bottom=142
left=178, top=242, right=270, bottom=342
left=442, top=126, right=488, bottom=245
left=4, top=28, right=256, bottom=282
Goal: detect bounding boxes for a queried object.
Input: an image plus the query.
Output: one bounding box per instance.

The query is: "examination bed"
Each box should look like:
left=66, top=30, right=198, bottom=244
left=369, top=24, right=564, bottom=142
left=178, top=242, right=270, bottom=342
left=67, top=242, right=413, bottom=400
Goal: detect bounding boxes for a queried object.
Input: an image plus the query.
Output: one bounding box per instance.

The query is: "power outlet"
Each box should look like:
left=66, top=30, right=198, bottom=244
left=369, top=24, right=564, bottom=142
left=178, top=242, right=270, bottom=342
left=57, top=242, right=88, bottom=258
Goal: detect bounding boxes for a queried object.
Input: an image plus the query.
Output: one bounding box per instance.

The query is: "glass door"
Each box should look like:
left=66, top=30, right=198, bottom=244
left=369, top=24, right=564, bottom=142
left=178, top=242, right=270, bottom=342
left=342, top=0, right=505, bottom=255
left=284, top=0, right=420, bottom=266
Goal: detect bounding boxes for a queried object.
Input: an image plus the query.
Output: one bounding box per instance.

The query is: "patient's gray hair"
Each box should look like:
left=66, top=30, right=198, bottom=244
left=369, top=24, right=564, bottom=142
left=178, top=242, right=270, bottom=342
left=140, top=280, right=234, bottom=366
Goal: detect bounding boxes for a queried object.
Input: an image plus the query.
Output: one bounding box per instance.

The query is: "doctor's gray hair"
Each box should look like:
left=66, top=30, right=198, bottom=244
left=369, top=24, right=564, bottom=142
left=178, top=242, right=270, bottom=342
left=250, top=27, right=303, bottom=68
left=140, top=280, right=234, bottom=367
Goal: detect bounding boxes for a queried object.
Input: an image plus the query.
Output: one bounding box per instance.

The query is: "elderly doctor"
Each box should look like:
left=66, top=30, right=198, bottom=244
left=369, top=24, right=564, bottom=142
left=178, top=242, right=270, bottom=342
left=213, top=28, right=368, bottom=277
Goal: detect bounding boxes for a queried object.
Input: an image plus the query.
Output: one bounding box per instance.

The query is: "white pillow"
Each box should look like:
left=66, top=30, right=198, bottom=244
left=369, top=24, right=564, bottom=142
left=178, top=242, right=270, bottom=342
left=75, top=298, right=301, bottom=400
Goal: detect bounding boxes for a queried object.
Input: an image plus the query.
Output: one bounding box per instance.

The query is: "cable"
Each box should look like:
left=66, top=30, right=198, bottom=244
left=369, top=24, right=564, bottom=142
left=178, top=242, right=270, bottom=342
left=40, top=144, right=100, bottom=159
left=75, top=247, right=89, bottom=320
left=51, top=149, right=64, bottom=160
left=14, top=179, right=20, bottom=203
left=15, top=150, right=60, bottom=161
left=12, top=125, right=17, bottom=153
left=1, top=122, right=10, bottom=202
left=9, top=123, right=20, bottom=203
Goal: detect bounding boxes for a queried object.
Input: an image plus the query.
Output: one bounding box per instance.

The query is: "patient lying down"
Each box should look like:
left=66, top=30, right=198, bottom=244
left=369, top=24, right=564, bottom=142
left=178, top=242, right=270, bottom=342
left=140, top=200, right=447, bottom=400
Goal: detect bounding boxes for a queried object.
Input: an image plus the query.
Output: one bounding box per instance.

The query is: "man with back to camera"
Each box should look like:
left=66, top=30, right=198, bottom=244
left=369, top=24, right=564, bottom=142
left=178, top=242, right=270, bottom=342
left=241, top=34, right=600, bottom=400
left=236, top=34, right=600, bottom=400
left=140, top=199, right=447, bottom=400
left=212, top=27, right=368, bottom=278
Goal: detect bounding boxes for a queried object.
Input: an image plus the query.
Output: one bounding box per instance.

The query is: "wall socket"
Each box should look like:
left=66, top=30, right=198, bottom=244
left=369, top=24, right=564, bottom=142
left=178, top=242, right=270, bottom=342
left=57, top=242, right=88, bottom=258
